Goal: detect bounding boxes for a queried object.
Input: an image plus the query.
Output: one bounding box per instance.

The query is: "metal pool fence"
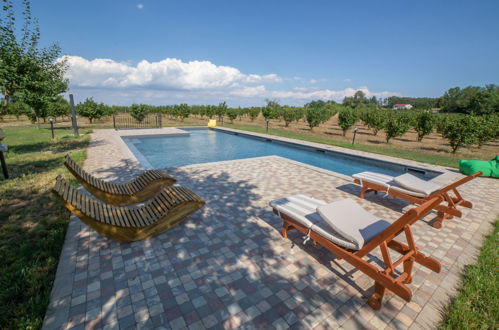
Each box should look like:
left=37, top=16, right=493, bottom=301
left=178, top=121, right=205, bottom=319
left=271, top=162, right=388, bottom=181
left=112, top=113, right=162, bottom=130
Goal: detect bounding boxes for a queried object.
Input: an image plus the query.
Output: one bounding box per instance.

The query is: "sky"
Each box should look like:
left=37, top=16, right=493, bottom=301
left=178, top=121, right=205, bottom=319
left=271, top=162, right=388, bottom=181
left=26, top=0, right=499, bottom=106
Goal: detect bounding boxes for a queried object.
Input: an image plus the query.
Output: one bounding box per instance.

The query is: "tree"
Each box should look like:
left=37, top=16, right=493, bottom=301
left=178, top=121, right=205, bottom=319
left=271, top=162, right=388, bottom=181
left=280, top=106, right=301, bottom=127
left=414, top=111, right=434, bottom=141
left=305, top=102, right=335, bottom=130
left=360, top=106, right=385, bottom=135
left=0, top=0, right=68, bottom=119
left=248, top=107, right=260, bottom=121
left=440, top=115, right=480, bottom=153
left=439, top=85, right=498, bottom=115
left=384, top=112, right=410, bottom=143
left=338, top=108, right=358, bottom=136
left=475, top=115, right=499, bottom=148
left=226, top=108, right=238, bottom=123
left=262, top=100, right=280, bottom=121
left=129, top=104, right=147, bottom=122
left=76, top=98, right=105, bottom=123
left=176, top=103, right=190, bottom=121
left=343, top=90, right=368, bottom=108
left=47, top=96, right=70, bottom=118
left=215, top=101, right=227, bottom=120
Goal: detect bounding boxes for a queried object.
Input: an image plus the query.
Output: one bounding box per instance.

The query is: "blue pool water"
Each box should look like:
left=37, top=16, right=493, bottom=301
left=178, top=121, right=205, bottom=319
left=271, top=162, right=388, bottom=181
left=123, top=129, right=406, bottom=176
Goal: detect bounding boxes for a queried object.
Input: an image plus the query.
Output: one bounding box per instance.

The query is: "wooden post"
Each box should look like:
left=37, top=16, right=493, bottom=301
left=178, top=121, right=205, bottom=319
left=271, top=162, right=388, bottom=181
left=69, top=94, right=79, bottom=136
left=113, top=113, right=117, bottom=130
left=0, top=144, right=8, bottom=179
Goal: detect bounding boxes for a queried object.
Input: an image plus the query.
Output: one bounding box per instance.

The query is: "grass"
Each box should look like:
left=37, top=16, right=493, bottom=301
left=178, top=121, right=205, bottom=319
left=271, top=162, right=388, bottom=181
left=439, top=220, right=498, bottom=329
left=0, top=125, right=91, bottom=329
left=225, top=124, right=464, bottom=168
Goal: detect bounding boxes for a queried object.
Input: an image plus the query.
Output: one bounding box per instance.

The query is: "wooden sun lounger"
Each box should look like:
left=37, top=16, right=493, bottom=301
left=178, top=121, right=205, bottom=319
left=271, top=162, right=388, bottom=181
left=353, top=172, right=481, bottom=228
left=65, top=154, right=176, bottom=206
left=53, top=176, right=205, bottom=242
left=270, top=195, right=443, bottom=310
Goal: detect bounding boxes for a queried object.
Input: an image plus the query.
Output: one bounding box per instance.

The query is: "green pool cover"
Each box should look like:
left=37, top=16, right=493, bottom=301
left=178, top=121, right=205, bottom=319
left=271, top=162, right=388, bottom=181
left=459, top=155, right=499, bottom=178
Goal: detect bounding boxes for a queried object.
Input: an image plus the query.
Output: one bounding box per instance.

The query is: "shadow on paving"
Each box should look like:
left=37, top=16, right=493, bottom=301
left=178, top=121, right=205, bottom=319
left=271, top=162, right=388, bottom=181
left=61, top=167, right=410, bottom=329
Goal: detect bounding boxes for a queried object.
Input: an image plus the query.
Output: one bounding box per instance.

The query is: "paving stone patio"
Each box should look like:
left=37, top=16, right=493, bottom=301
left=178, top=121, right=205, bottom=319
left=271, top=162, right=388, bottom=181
left=43, top=128, right=499, bottom=330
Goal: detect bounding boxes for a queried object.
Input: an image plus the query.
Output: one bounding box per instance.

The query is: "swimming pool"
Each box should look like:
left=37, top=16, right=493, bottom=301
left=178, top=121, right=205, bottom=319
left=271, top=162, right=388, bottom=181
left=123, top=128, right=437, bottom=177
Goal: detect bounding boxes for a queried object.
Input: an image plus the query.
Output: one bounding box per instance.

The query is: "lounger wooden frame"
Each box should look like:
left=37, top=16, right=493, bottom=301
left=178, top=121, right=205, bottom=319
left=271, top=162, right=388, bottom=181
left=273, top=197, right=443, bottom=310
left=53, top=176, right=205, bottom=242
left=64, top=154, right=176, bottom=206
left=354, top=172, right=481, bottom=229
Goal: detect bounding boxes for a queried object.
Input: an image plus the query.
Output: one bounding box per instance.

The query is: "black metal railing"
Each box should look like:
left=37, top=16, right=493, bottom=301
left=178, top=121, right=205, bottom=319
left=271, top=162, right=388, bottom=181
left=112, top=113, right=162, bottom=130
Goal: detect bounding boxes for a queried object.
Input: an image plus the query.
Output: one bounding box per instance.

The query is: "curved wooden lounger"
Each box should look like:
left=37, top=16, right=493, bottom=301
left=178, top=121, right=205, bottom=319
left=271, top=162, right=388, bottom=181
left=64, top=154, right=176, bottom=206
left=53, top=176, right=205, bottom=242
left=64, top=155, right=176, bottom=206
left=270, top=195, right=443, bottom=310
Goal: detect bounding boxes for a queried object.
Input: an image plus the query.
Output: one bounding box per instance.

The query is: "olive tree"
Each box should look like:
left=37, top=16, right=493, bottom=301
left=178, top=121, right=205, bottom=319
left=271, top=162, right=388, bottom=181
left=226, top=108, right=239, bottom=123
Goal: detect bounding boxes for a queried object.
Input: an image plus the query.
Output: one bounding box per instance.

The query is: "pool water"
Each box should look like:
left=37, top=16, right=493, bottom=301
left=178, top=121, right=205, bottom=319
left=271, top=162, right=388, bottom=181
left=123, top=129, right=406, bottom=176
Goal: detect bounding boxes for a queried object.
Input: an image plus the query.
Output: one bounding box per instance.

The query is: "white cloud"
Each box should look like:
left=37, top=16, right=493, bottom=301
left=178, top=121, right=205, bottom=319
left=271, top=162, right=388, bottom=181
left=61, top=55, right=282, bottom=90
left=136, top=3, right=144, bottom=9
left=61, top=55, right=398, bottom=106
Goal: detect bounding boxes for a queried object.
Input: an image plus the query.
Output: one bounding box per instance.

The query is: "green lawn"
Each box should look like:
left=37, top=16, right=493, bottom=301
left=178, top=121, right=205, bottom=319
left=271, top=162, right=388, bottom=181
left=0, top=125, right=91, bottom=328
left=439, top=220, right=498, bottom=329
left=226, top=125, right=463, bottom=168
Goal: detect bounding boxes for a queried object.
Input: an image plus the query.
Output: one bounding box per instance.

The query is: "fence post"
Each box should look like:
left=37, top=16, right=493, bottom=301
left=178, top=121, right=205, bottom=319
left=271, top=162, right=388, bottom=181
left=69, top=94, right=79, bottom=136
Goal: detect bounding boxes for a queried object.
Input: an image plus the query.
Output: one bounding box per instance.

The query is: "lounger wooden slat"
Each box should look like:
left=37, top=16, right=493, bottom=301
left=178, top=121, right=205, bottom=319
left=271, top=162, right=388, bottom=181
left=270, top=195, right=443, bottom=310
left=64, top=154, right=176, bottom=206
left=353, top=171, right=481, bottom=228
left=53, top=176, right=205, bottom=242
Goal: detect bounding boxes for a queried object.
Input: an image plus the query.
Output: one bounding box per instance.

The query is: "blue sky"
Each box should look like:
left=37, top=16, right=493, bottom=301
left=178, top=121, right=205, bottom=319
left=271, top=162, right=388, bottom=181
left=29, top=0, right=499, bottom=106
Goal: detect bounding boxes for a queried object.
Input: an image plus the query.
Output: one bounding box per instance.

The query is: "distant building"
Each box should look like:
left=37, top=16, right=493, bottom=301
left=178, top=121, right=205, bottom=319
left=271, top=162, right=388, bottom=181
left=393, top=104, right=413, bottom=110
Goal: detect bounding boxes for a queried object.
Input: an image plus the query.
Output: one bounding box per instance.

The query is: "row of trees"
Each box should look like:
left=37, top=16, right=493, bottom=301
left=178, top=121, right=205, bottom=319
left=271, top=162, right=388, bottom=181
left=341, top=85, right=499, bottom=115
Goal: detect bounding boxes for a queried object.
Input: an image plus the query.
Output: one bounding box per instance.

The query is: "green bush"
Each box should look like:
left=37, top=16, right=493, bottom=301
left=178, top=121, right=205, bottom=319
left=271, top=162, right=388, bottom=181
left=384, top=112, right=410, bottom=143
left=338, top=108, right=358, bottom=136
left=280, top=106, right=301, bottom=127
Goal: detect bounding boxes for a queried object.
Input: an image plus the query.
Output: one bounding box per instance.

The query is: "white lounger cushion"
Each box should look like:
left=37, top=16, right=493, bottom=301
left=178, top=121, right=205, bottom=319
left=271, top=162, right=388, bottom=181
left=394, top=173, right=441, bottom=196
left=269, top=195, right=358, bottom=250
left=317, top=199, right=391, bottom=250
left=353, top=172, right=429, bottom=198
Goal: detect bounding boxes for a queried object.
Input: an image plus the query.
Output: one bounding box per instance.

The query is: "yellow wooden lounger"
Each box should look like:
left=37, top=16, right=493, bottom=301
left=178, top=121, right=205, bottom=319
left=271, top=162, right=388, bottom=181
left=53, top=176, right=205, bottom=242
left=64, top=154, right=176, bottom=206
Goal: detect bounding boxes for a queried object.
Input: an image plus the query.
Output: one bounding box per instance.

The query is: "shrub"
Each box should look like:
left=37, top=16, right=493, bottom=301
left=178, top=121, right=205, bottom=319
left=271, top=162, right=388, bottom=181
left=305, top=104, right=335, bottom=130
left=280, top=106, right=300, bottom=127
left=76, top=98, right=105, bottom=123
left=440, top=115, right=480, bottom=153
left=384, top=112, right=410, bottom=143
left=338, top=108, right=358, bottom=136
left=414, top=111, right=435, bottom=141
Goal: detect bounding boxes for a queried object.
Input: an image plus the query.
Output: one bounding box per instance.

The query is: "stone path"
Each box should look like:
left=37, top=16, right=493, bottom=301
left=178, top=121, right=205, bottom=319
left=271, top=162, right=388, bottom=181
left=43, top=128, right=499, bottom=330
